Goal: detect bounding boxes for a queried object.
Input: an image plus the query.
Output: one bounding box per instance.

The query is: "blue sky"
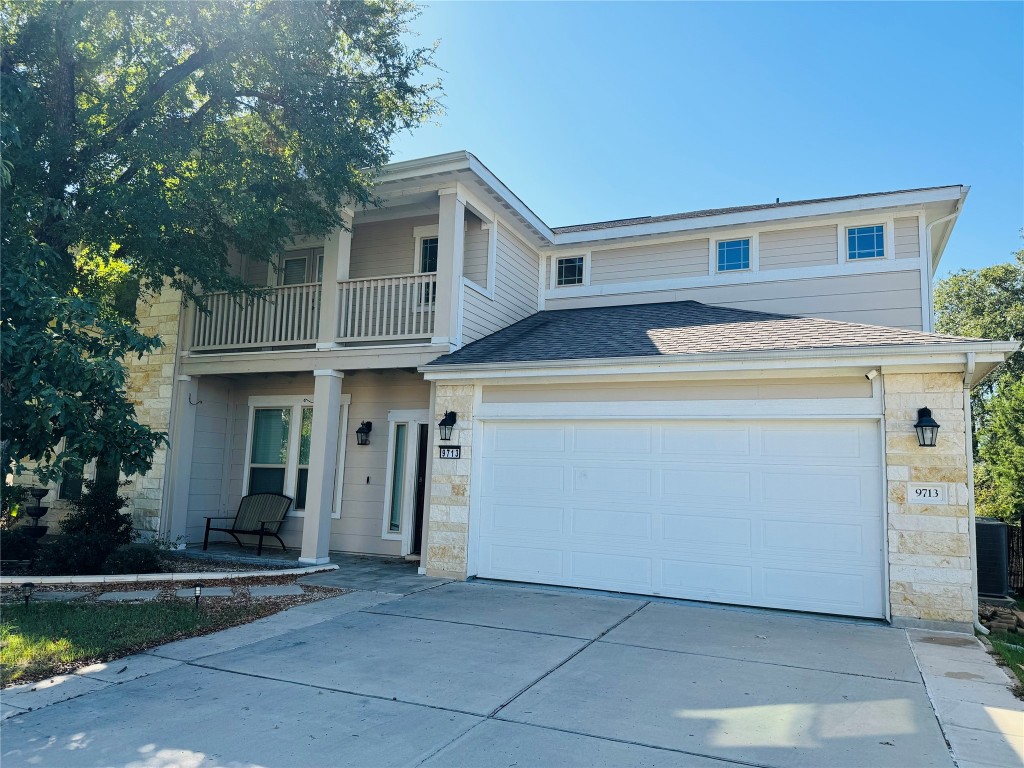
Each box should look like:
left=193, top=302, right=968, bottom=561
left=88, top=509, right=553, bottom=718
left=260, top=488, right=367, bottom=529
left=392, top=2, right=1023, bottom=276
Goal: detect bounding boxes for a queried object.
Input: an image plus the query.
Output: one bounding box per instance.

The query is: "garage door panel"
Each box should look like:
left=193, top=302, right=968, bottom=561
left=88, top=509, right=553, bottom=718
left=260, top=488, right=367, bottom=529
left=761, top=469, right=874, bottom=511
left=486, top=543, right=563, bottom=579
left=662, top=559, right=753, bottom=599
left=486, top=424, right=566, bottom=453
left=483, top=501, right=564, bottom=536
left=575, top=425, right=652, bottom=453
left=662, top=513, right=752, bottom=548
left=762, top=567, right=871, bottom=610
left=485, top=462, right=565, bottom=494
left=762, top=519, right=876, bottom=559
left=661, top=426, right=751, bottom=456
left=572, top=552, right=652, bottom=591
left=662, top=469, right=752, bottom=500
left=475, top=419, right=885, bottom=618
left=571, top=507, right=652, bottom=540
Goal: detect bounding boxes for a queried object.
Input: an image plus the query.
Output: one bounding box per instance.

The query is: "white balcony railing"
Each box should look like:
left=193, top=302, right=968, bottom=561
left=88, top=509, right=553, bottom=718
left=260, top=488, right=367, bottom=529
left=337, top=272, right=436, bottom=343
left=191, top=283, right=322, bottom=351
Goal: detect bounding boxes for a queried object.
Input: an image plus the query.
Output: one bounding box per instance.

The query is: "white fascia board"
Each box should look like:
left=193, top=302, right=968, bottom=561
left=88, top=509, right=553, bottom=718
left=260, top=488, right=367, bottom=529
left=552, top=187, right=966, bottom=247
left=420, top=340, right=1018, bottom=382
left=373, top=152, right=474, bottom=184
left=464, top=153, right=556, bottom=242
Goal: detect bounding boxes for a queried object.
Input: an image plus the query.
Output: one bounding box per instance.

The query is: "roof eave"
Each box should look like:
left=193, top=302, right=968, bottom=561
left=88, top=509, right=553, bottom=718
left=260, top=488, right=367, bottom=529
left=421, top=339, right=1019, bottom=386
left=551, top=186, right=967, bottom=246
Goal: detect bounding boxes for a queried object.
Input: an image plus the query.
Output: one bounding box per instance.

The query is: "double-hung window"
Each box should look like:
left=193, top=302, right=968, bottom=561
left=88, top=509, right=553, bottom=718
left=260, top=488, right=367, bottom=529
left=717, top=239, right=751, bottom=272
left=847, top=225, right=885, bottom=260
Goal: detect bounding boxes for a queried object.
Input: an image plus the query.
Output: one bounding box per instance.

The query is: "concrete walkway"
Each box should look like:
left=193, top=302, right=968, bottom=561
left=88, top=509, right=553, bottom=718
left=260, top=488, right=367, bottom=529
left=1, top=581, right=1020, bottom=767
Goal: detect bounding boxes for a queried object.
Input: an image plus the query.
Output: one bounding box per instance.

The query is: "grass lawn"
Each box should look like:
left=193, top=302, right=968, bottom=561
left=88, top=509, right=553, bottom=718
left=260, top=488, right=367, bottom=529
left=1, top=601, right=270, bottom=686
left=989, top=631, right=1024, bottom=688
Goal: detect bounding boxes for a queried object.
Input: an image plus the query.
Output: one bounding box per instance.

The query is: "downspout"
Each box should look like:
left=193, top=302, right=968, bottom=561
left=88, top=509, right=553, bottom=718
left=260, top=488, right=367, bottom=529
left=963, top=352, right=988, bottom=635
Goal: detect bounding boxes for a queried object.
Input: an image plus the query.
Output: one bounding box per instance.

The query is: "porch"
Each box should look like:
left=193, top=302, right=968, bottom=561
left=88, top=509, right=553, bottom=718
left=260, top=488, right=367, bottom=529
left=162, top=368, right=435, bottom=567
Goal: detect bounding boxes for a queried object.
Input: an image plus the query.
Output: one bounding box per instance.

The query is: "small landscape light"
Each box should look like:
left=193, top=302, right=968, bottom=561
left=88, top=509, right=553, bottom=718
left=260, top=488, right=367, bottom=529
left=21, top=582, right=34, bottom=606
left=355, top=421, right=372, bottom=446
left=438, top=411, right=457, bottom=442
left=914, top=407, right=940, bottom=448
left=194, top=583, right=203, bottom=608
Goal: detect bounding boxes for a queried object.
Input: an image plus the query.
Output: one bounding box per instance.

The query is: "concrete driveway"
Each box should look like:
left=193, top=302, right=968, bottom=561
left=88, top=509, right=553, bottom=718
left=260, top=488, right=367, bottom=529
left=1, top=580, right=958, bottom=767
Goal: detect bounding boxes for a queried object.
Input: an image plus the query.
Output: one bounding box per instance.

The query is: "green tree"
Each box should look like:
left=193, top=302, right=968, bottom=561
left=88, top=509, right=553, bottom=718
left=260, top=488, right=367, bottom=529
left=934, top=244, right=1024, bottom=521
left=1, top=0, right=439, bottom=482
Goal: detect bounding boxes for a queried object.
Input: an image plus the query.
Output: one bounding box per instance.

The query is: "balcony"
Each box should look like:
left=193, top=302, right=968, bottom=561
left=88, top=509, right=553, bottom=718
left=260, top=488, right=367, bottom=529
left=190, top=273, right=438, bottom=352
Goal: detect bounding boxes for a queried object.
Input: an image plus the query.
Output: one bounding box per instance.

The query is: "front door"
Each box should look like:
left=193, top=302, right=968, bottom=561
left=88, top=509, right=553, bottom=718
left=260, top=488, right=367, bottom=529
left=411, top=424, right=429, bottom=555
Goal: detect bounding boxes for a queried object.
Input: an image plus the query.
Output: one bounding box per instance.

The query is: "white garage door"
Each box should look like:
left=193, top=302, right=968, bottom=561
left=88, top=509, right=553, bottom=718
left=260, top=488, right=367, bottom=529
left=474, top=419, right=885, bottom=618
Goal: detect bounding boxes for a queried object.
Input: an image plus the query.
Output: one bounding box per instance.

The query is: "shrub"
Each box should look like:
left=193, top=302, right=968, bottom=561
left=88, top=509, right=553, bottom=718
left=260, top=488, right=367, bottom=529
left=34, top=479, right=137, bottom=575
left=101, top=543, right=163, bottom=575
left=0, top=526, right=39, bottom=562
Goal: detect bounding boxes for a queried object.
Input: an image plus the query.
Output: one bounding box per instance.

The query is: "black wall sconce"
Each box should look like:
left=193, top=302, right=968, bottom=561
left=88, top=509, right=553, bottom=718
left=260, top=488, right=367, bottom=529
left=355, top=421, right=373, bottom=446
left=438, top=411, right=457, bottom=441
left=914, top=407, right=940, bottom=448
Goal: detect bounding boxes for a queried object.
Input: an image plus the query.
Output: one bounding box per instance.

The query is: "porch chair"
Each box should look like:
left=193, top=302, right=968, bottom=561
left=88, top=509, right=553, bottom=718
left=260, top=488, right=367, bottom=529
left=202, top=492, right=293, bottom=556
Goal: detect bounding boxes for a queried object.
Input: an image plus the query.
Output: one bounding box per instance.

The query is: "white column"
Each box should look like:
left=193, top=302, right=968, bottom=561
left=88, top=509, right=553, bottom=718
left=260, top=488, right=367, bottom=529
left=161, top=375, right=198, bottom=545
left=317, top=211, right=353, bottom=349
left=299, top=369, right=344, bottom=564
left=433, top=190, right=465, bottom=348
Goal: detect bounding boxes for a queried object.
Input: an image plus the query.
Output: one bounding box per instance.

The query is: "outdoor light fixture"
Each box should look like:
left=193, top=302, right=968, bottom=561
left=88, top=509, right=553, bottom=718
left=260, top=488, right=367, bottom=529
left=914, top=407, right=941, bottom=448
left=355, top=421, right=373, bottom=446
left=438, top=411, right=457, bottom=441
left=194, top=583, right=203, bottom=608
left=21, top=582, right=34, bottom=607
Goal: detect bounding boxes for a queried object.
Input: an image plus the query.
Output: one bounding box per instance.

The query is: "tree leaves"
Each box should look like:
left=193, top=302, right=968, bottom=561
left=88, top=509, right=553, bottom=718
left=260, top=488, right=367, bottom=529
left=1, top=0, right=440, bottom=481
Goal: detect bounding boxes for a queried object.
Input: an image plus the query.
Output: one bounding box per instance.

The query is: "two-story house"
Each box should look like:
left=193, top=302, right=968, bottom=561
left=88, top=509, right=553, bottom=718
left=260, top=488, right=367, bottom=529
left=63, top=151, right=1017, bottom=630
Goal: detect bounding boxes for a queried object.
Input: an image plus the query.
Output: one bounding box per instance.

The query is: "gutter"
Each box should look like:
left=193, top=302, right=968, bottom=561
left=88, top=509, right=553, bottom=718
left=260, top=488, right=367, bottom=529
left=420, top=340, right=1020, bottom=380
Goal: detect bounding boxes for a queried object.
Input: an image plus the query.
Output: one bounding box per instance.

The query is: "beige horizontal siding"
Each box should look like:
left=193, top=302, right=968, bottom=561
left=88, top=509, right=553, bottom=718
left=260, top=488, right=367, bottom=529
left=463, top=213, right=489, bottom=288
left=546, top=270, right=925, bottom=330
left=483, top=376, right=873, bottom=404
left=461, top=223, right=539, bottom=344
left=587, top=239, right=709, bottom=287
left=759, top=225, right=838, bottom=270
left=349, top=216, right=436, bottom=279
left=894, top=216, right=921, bottom=259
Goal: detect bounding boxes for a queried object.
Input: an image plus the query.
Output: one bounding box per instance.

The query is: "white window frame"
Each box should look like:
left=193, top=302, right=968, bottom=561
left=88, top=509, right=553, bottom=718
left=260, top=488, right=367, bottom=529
left=843, top=221, right=892, bottom=263
left=273, top=246, right=325, bottom=287
left=243, top=394, right=350, bottom=519
left=381, top=409, right=430, bottom=553
left=551, top=252, right=591, bottom=289
left=412, top=225, right=440, bottom=274
left=713, top=236, right=754, bottom=274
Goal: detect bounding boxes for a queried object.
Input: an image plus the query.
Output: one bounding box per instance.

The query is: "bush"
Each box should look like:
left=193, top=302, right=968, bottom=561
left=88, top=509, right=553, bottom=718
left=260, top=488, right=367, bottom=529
left=0, top=526, right=39, bottom=562
left=34, top=479, right=137, bottom=575
left=101, top=543, right=163, bottom=575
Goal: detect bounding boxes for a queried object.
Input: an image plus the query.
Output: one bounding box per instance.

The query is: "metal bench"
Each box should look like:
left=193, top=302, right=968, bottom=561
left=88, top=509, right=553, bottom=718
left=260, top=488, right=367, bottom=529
left=202, top=493, right=292, bottom=556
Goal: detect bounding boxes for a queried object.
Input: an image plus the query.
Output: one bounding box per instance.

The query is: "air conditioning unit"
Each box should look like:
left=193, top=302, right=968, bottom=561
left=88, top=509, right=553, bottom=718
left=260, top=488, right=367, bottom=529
left=976, top=518, right=1010, bottom=598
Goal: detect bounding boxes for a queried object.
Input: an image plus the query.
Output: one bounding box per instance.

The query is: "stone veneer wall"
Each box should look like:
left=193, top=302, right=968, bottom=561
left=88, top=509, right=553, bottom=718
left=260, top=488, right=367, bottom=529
left=424, top=383, right=476, bottom=578
left=121, top=286, right=184, bottom=532
left=884, top=372, right=973, bottom=628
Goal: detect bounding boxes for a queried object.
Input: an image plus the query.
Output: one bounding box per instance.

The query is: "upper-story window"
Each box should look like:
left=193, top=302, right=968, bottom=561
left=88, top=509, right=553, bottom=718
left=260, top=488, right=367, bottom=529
left=556, top=256, right=585, bottom=286
left=847, top=225, right=885, bottom=260
left=280, top=247, right=324, bottom=285
left=717, top=238, right=751, bottom=272
left=419, top=237, right=438, bottom=273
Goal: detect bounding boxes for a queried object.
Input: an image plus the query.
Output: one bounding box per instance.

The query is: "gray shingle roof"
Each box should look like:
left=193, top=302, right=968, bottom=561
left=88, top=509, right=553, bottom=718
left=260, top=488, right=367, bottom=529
left=551, top=186, right=960, bottom=234
left=427, top=301, right=976, bottom=367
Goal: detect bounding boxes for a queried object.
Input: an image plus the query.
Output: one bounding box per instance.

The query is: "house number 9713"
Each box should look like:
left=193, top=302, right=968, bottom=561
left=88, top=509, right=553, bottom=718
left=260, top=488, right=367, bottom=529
left=907, top=483, right=947, bottom=505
